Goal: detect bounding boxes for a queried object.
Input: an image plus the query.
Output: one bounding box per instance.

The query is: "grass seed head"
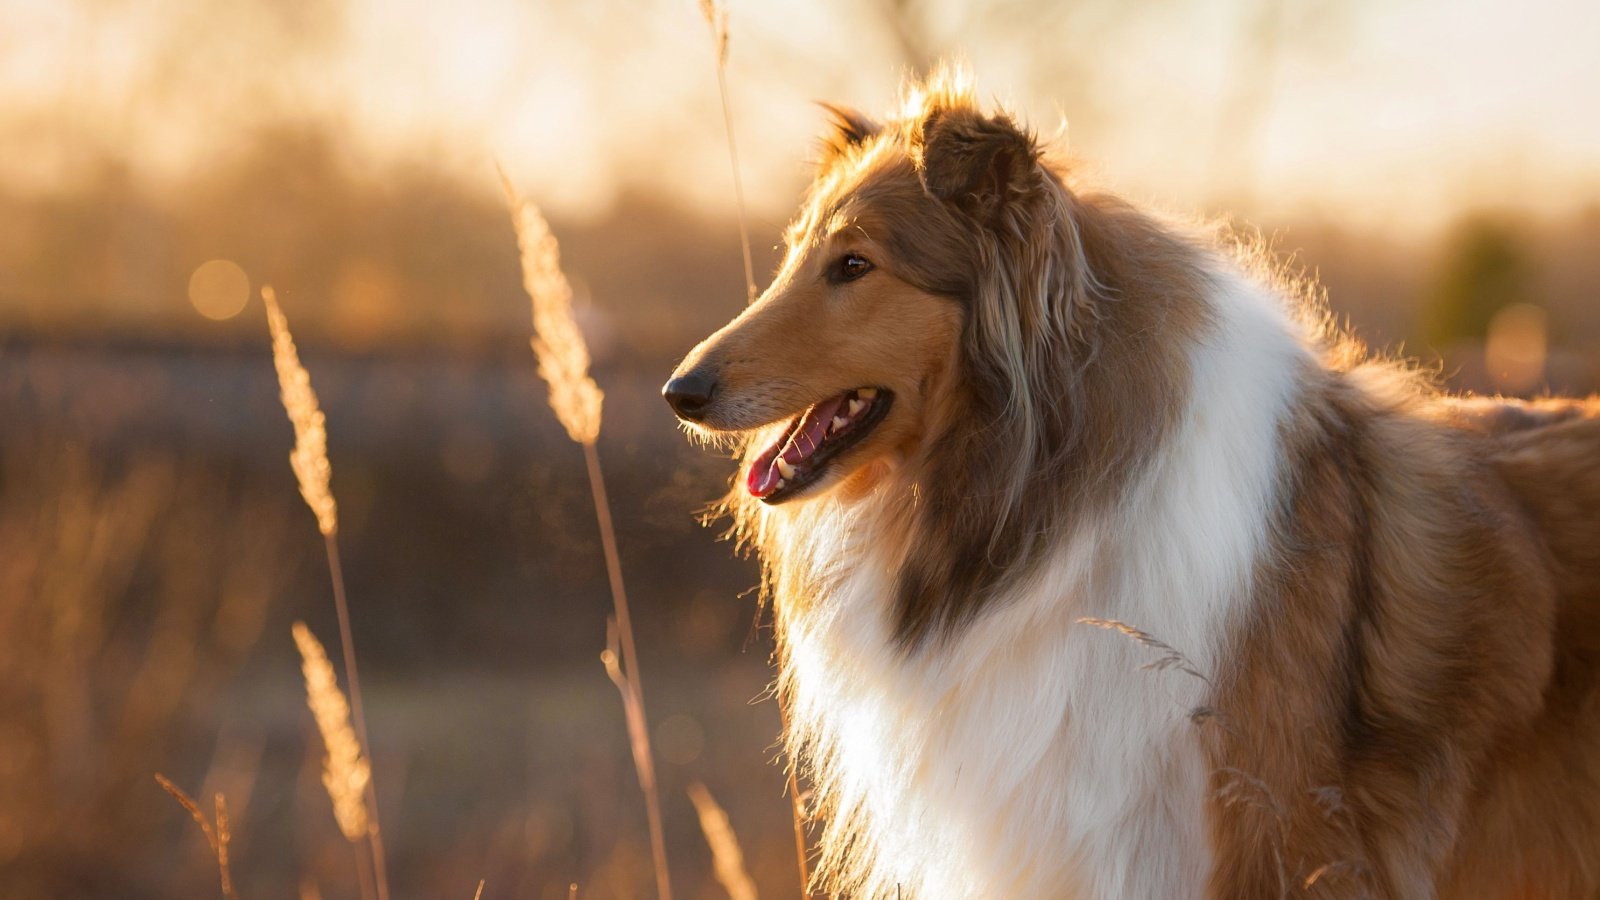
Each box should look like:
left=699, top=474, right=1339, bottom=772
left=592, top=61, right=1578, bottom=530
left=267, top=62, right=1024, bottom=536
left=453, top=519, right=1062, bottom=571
left=262, top=286, right=338, bottom=536
left=499, top=171, right=605, bottom=446
left=292, top=621, right=371, bottom=841
left=699, top=0, right=730, bottom=64
left=687, top=782, right=759, bottom=900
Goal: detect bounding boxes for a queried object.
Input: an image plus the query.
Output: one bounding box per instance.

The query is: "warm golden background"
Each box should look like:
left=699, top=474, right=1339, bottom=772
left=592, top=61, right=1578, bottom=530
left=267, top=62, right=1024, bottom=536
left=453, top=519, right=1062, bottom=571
left=3, top=0, right=1597, bottom=897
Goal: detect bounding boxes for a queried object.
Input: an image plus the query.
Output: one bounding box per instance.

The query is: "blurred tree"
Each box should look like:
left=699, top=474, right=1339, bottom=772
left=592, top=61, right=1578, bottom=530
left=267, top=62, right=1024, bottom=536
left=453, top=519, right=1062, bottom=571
left=1206, top=0, right=1288, bottom=207
left=858, top=0, right=1167, bottom=137
left=1207, top=0, right=1360, bottom=208
left=862, top=0, right=1362, bottom=211
left=1422, top=217, right=1534, bottom=351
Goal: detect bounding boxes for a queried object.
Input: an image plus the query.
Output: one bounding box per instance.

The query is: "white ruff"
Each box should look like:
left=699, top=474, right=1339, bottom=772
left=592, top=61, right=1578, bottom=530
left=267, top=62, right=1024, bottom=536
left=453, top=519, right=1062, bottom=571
left=763, top=266, right=1310, bottom=899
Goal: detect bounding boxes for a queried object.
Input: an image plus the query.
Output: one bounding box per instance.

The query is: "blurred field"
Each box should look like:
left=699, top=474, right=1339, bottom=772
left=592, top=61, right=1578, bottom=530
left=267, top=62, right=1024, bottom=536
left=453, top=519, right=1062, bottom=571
left=0, top=330, right=806, bottom=898
left=4, top=160, right=1597, bottom=897
left=3, top=0, right=1599, bottom=897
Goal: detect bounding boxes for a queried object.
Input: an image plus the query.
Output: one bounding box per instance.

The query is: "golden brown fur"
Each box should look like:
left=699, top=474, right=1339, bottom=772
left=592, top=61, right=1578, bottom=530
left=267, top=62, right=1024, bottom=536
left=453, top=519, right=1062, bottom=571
left=667, top=68, right=1600, bottom=897
left=1202, top=365, right=1600, bottom=896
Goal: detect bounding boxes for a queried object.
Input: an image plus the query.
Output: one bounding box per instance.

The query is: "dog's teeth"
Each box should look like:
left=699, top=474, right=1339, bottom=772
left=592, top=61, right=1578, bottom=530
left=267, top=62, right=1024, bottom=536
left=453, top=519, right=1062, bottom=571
left=832, top=416, right=848, bottom=432
left=859, top=388, right=877, bottom=400
left=776, top=458, right=796, bottom=479
left=775, top=478, right=787, bottom=490
left=848, top=399, right=865, bottom=416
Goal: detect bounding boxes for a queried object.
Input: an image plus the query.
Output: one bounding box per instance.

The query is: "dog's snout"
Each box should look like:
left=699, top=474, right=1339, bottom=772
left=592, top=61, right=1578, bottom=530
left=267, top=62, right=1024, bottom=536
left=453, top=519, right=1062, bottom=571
left=663, top=370, right=718, bottom=421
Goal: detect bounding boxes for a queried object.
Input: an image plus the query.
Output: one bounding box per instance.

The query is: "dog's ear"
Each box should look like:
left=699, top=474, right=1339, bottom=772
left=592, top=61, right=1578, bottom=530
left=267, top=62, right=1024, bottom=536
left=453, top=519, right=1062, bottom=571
left=816, top=102, right=881, bottom=166
left=913, top=107, right=1039, bottom=226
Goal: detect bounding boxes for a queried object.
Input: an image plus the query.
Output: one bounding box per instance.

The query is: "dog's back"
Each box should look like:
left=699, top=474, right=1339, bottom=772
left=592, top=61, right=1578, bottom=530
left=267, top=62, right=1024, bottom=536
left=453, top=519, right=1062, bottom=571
left=1436, top=398, right=1600, bottom=896
left=1455, top=395, right=1600, bottom=612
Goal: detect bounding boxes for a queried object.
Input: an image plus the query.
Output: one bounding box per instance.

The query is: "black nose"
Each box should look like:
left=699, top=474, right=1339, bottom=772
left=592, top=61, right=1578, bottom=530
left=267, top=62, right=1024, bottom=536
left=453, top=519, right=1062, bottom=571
left=663, top=370, right=718, bottom=421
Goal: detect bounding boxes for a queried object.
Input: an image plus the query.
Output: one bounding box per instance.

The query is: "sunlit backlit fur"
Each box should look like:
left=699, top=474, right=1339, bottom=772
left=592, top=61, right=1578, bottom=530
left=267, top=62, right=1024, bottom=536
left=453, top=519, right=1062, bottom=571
left=667, top=67, right=1600, bottom=898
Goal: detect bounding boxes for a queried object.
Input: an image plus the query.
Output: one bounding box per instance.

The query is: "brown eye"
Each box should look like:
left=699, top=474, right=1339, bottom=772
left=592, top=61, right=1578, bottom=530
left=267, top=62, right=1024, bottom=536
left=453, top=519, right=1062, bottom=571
left=831, top=253, right=874, bottom=283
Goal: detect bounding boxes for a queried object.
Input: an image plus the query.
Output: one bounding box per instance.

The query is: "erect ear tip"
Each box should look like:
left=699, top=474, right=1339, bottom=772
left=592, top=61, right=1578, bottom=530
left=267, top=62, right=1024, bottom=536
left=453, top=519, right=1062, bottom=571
left=815, top=101, right=882, bottom=162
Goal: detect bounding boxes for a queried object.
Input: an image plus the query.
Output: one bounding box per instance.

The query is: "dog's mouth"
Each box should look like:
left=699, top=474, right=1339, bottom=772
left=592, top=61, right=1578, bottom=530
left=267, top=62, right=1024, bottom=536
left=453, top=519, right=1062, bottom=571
left=746, top=387, right=894, bottom=503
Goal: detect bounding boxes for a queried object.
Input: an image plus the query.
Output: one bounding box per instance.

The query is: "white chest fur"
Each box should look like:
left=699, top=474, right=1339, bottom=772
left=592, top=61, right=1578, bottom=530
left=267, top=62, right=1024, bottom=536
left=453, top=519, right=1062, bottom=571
left=771, top=271, right=1307, bottom=899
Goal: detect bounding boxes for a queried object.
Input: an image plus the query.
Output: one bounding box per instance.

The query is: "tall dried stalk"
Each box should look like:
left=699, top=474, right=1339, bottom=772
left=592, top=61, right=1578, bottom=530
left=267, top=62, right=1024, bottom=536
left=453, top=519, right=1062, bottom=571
left=698, top=0, right=756, bottom=303
left=500, top=173, right=672, bottom=900
left=262, top=286, right=390, bottom=900
left=776, top=693, right=811, bottom=895
left=694, top=5, right=812, bottom=891
left=155, top=773, right=238, bottom=900
left=687, top=782, right=758, bottom=900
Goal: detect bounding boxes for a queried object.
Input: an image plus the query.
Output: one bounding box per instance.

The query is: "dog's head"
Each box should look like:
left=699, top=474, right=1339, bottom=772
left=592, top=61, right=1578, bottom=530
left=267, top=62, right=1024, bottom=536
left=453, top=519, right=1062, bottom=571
left=667, top=69, right=1210, bottom=642
left=664, top=71, right=1087, bottom=507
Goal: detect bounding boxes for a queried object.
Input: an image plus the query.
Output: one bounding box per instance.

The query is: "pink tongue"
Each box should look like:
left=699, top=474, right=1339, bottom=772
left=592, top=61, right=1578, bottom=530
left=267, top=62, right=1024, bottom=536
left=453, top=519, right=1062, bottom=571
left=748, top=460, right=781, bottom=496
left=746, top=395, right=848, bottom=497
left=784, top=396, right=846, bottom=464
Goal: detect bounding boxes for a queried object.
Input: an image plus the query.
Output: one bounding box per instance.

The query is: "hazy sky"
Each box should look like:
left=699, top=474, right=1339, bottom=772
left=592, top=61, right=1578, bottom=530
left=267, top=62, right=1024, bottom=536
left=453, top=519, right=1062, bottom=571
left=4, top=0, right=1598, bottom=231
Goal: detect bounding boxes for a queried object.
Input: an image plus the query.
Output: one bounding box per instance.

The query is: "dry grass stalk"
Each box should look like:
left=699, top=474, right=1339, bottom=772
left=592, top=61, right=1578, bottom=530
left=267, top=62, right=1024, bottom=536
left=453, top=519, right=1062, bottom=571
left=292, top=622, right=371, bottom=841
left=262, top=286, right=337, bottom=537
left=597, top=610, right=670, bottom=900
left=497, top=171, right=604, bottom=445
left=692, top=5, right=811, bottom=888
left=1077, top=616, right=1212, bottom=683
left=215, top=793, right=233, bottom=893
left=687, top=782, right=759, bottom=900
left=155, top=773, right=239, bottom=900
left=775, top=691, right=812, bottom=896
left=600, top=620, right=656, bottom=807
left=697, top=0, right=728, bottom=61
left=472, top=880, right=485, bottom=900
left=1084, top=618, right=1367, bottom=895
left=697, top=0, right=756, bottom=303
left=500, top=173, right=671, bottom=900
left=262, top=287, right=390, bottom=900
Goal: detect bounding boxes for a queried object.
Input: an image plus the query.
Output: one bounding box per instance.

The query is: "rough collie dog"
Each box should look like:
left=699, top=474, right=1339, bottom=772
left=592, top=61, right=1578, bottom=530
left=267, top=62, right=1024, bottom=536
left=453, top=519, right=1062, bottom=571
left=663, top=69, right=1600, bottom=899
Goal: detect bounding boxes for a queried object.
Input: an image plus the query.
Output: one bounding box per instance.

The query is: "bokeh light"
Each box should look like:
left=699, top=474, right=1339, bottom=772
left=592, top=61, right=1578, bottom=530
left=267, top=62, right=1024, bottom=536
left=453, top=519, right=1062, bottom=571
left=655, top=713, right=706, bottom=766
left=186, top=259, right=250, bottom=321
left=1485, top=302, right=1549, bottom=393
